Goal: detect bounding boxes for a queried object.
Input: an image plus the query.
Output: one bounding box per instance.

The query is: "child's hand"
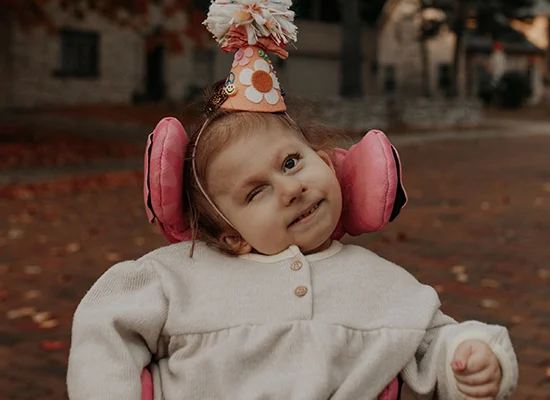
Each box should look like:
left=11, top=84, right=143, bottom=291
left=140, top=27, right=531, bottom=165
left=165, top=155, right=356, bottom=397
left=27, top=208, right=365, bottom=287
left=451, top=339, right=501, bottom=399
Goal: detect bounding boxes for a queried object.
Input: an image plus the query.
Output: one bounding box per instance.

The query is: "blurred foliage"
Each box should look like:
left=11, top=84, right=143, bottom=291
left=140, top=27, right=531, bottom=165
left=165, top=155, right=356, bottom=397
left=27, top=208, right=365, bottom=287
left=0, top=0, right=206, bottom=53
left=418, top=0, right=535, bottom=94
left=291, top=0, right=386, bottom=25
left=422, top=0, right=535, bottom=40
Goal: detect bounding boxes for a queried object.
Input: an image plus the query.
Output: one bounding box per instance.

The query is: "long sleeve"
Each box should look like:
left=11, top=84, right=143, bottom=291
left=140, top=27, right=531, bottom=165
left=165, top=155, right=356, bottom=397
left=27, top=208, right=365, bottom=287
left=67, top=260, right=168, bottom=400
left=401, top=310, right=518, bottom=400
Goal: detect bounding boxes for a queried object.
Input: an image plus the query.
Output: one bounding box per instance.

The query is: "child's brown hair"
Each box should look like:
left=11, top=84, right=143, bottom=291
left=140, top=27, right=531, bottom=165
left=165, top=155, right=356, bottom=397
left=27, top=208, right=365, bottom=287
left=183, top=82, right=348, bottom=256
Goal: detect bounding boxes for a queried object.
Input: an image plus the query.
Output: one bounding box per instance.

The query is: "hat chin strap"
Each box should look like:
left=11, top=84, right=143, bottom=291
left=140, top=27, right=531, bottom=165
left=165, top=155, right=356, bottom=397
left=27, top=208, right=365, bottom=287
left=191, top=117, right=237, bottom=231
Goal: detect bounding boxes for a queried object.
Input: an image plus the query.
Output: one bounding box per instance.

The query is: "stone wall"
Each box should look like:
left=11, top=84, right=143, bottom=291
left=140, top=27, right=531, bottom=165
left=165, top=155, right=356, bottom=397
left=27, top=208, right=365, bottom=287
left=287, top=96, right=483, bottom=133
left=396, top=97, right=483, bottom=128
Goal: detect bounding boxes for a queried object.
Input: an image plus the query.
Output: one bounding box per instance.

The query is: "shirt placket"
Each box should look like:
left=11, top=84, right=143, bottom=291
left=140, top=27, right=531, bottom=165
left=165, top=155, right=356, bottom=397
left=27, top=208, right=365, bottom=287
left=286, top=254, right=313, bottom=320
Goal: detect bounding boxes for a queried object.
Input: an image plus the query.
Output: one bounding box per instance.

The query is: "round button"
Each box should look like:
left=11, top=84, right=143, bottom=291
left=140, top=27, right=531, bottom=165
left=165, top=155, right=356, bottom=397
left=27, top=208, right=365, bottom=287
left=290, top=261, right=303, bottom=271
left=294, top=286, right=308, bottom=297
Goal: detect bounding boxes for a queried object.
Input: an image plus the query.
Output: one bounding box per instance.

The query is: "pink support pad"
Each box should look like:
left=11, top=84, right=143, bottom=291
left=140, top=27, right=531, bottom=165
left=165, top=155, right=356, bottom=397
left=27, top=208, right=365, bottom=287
left=140, top=369, right=154, bottom=400
left=144, top=117, right=192, bottom=243
left=338, top=130, right=407, bottom=235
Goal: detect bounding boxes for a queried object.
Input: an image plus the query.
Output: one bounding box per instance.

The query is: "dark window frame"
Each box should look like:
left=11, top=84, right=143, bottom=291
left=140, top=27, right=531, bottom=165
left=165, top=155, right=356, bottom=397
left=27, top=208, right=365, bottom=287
left=54, top=28, right=100, bottom=78
left=383, top=65, right=396, bottom=94
left=438, top=63, right=452, bottom=90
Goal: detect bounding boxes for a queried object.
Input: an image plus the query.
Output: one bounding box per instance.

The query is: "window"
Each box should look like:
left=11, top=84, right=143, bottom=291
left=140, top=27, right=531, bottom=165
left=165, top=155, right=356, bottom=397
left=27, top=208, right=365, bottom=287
left=438, top=63, right=452, bottom=91
left=383, top=65, right=396, bottom=94
left=294, top=0, right=341, bottom=23
left=56, top=29, right=99, bottom=78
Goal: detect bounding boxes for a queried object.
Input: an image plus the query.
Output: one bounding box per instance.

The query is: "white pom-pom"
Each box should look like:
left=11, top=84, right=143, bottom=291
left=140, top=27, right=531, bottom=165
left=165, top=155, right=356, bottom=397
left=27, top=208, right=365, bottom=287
left=204, top=0, right=298, bottom=48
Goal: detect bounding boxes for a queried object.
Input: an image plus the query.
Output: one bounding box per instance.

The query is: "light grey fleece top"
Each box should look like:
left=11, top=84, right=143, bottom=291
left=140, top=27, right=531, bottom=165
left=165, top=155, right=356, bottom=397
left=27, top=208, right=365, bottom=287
left=67, top=241, right=518, bottom=400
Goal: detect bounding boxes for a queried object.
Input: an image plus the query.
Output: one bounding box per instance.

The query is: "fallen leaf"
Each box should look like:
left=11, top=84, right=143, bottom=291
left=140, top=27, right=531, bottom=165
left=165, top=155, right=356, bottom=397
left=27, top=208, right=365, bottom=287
left=396, top=232, right=407, bottom=242
left=481, top=279, right=501, bottom=288
left=6, top=307, right=36, bottom=319
left=38, top=319, right=59, bottom=329
left=57, top=274, right=73, bottom=284
left=7, top=229, right=23, bottom=239
left=39, top=340, right=65, bottom=351
left=510, top=315, right=523, bottom=324
left=32, top=311, right=52, bottom=324
left=24, top=265, right=42, bottom=275
left=456, top=273, right=469, bottom=283
left=24, top=290, right=42, bottom=299
left=133, top=236, right=146, bottom=246
left=18, top=307, right=38, bottom=317
left=6, top=310, right=20, bottom=320
left=480, top=299, right=500, bottom=309
left=105, top=252, right=121, bottom=262
left=500, top=196, right=510, bottom=205
left=451, top=265, right=467, bottom=275
left=66, top=242, right=81, bottom=253
left=380, top=235, right=391, bottom=244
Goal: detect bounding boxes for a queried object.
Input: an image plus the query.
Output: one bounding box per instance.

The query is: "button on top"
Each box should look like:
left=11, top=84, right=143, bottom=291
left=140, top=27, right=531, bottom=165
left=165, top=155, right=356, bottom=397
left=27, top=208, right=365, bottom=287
left=290, top=260, right=303, bottom=271
left=294, top=286, right=308, bottom=297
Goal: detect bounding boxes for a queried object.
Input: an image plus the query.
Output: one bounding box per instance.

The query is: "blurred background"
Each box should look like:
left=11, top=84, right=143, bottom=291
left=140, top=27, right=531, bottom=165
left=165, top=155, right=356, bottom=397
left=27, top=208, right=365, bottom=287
left=0, top=1, right=549, bottom=399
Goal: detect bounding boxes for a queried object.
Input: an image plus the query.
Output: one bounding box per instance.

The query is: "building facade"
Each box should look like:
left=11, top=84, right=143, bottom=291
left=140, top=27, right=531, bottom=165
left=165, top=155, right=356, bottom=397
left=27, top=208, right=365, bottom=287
left=0, top=0, right=378, bottom=109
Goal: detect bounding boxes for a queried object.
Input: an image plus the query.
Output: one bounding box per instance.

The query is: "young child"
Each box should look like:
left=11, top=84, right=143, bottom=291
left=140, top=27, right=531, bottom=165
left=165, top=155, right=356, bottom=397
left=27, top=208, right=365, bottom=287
left=67, top=1, right=517, bottom=399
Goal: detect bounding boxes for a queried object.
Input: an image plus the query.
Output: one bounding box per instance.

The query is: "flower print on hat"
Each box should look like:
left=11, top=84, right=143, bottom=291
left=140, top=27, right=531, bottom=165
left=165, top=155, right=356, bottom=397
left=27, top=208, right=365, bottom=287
left=233, top=47, right=254, bottom=67
left=239, top=58, right=280, bottom=105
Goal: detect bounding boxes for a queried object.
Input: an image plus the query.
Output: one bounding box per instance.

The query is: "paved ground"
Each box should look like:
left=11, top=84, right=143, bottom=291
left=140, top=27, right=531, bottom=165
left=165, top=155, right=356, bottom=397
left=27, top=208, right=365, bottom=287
left=0, top=111, right=549, bottom=399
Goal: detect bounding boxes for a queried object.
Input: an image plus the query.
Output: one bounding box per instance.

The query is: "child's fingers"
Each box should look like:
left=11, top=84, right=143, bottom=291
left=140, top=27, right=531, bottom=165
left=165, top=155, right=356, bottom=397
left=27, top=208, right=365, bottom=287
left=456, top=380, right=499, bottom=398
left=462, top=349, right=493, bottom=374
left=454, top=363, right=500, bottom=386
left=451, top=340, right=473, bottom=372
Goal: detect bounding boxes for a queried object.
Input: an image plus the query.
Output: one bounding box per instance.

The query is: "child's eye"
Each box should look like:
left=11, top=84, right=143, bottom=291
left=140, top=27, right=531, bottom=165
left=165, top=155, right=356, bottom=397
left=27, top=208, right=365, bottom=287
left=247, top=187, right=263, bottom=202
left=283, top=153, right=301, bottom=173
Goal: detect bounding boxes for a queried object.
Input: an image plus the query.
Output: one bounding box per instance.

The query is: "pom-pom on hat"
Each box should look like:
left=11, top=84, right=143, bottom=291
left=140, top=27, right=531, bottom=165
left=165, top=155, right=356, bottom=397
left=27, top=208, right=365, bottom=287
left=203, top=0, right=298, bottom=113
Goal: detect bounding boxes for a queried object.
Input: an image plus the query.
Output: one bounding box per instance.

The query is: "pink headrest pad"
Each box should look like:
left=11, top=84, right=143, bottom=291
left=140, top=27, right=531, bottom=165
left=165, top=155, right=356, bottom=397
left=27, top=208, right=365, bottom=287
left=144, top=118, right=191, bottom=243
left=338, top=130, right=406, bottom=235
left=144, top=118, right=406, bottom=243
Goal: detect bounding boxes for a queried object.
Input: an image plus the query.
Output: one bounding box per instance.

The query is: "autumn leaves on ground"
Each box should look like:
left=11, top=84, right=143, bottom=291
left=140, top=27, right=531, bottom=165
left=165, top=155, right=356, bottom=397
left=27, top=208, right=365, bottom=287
left=0, top=112, right=549, bottom=399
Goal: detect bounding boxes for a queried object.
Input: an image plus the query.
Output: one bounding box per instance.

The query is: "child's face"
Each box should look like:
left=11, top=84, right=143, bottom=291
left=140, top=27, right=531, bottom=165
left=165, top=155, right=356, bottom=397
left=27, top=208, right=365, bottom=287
left=206, top=123, right=343, bottom=255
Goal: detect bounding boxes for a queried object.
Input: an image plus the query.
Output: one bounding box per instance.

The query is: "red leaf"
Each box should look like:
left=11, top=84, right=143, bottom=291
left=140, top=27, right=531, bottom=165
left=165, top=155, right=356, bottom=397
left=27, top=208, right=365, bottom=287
left=39, top=340, right=65, bottom=351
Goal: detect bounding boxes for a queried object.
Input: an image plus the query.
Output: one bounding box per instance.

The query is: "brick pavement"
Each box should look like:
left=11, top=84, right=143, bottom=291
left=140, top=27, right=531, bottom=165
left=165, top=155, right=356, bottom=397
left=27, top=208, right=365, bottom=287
left=0, top=133, right=549, bottom=399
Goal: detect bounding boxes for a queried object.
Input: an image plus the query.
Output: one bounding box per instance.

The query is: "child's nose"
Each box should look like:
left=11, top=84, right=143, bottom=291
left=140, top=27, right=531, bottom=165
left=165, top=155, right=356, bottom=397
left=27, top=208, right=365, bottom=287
left=280, top=177, right=307, bottom=206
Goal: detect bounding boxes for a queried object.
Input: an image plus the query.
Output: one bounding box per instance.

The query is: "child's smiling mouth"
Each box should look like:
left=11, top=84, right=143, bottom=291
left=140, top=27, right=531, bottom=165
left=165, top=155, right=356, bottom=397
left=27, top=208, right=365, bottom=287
left=289, top=200, right=323, bottom=227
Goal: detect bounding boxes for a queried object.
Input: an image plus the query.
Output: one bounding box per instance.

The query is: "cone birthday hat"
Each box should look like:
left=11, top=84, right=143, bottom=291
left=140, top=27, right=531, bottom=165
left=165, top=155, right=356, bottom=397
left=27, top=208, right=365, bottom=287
left=203, top=0, right=298, bottom=113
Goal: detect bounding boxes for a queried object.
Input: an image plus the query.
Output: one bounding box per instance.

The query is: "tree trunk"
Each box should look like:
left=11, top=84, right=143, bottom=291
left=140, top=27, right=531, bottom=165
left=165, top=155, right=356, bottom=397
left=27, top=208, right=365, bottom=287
left=547, top=15, right=550, bottom=78
left=451, top=1, right=468, bottom=97
left=420, top=36, right=431, bottom=97
left=0, top=11, right=14, bottom=108
left=339, top=0, right=363, bottom=99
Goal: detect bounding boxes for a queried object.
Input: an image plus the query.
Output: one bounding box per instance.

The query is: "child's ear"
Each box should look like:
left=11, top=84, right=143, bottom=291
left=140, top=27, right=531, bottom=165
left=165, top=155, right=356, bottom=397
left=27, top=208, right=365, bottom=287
left=316, top=150, right=336, bottom=172
left=219, top=233, right=252, bottom=255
